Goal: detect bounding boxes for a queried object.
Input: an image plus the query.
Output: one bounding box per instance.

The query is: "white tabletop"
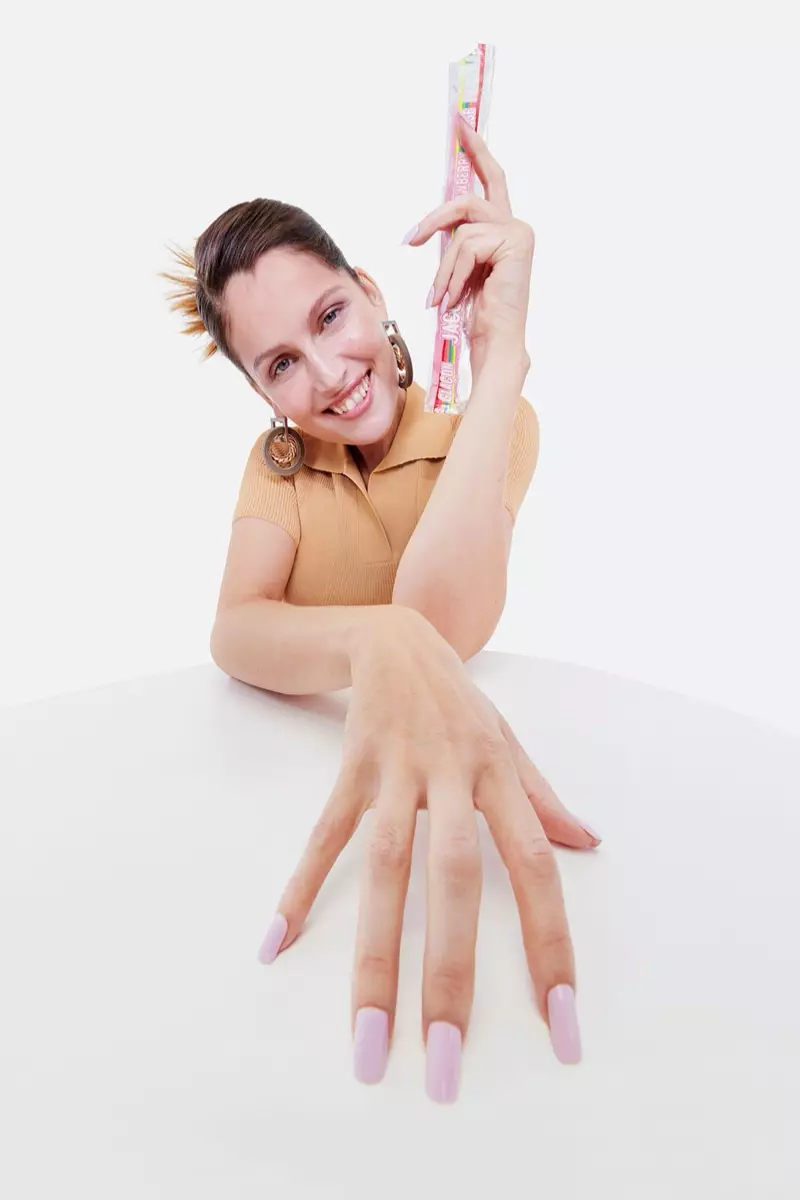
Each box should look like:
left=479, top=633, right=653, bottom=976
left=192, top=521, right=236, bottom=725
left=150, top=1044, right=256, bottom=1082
left=2, top=651, right=798, bottom=1198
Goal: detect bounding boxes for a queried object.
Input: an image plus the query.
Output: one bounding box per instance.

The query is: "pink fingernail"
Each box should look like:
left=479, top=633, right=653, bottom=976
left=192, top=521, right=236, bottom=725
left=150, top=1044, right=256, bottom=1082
left=442, top=290, right=451, bottom=311
left=547, top=984, right=582, bottom=1064
left=401, top=223, right=419, bottom=245
left=354, top=1007, right=389, bottom=1084
left=426, top=286, right=435, bottom=308
left=579, top=820, right=602, bottom=844
left=426, top=1021, right=462, bottom=1103
left=258, top=913, right=288, bottom=965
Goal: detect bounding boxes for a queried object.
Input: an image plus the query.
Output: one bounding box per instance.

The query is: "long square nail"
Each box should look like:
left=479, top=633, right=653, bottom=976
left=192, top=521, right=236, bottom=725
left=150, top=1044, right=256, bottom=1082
left=578, top=819, right=602, bottom=843
left=426, top=1021, right=462, bottom=1103
left=547, top=984, right=582, bottom=1064
left=401, top=223, right=419, bottom=245
left=258, top=914, right=288, bottom=965
left=354, top=1007, right=389, bottom=1084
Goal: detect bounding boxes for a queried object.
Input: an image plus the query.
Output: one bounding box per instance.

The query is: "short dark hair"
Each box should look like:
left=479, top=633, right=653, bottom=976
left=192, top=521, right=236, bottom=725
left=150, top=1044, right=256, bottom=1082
left=158, top=198, right=361, bottom=381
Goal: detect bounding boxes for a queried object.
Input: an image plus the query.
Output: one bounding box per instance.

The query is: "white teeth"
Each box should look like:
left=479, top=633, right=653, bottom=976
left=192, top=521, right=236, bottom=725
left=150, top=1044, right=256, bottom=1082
left=330, top=372, right=370, bottom=415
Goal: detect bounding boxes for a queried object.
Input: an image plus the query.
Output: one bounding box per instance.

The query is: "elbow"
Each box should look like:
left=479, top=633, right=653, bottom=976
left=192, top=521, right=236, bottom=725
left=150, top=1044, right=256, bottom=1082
left=209, top=623, right=229, bottom=676
left=453, top=608, right=505, bottom=662
left=209, top=617, right=240, bottom=681
left=440, top=615, right=502, bottom=663
left=391, top=592, right=506, bottom=663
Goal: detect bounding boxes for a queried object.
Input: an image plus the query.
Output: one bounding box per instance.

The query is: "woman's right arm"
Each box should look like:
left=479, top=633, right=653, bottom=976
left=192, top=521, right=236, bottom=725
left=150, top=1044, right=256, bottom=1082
left=209, top=514, right=416, bottom=695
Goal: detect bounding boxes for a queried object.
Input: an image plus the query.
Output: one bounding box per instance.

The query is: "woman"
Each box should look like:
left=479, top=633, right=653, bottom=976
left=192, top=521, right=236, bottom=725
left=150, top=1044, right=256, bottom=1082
left=160, top=114, right=599, bottom=1103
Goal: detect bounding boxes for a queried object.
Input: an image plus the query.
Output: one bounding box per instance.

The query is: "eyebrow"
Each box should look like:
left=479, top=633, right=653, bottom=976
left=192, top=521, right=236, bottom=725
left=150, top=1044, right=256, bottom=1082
left=252, top=285, right=343, bottom=377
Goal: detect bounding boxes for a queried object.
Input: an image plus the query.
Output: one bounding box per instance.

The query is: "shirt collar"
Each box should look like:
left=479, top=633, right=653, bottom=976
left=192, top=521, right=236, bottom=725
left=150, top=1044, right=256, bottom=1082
left=298, top=381, right=457, bottom=477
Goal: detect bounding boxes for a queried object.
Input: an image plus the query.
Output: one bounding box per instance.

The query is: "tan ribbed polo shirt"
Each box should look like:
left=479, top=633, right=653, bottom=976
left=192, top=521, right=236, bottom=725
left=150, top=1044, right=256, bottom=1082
left=232, top=380, right=539, bottom=607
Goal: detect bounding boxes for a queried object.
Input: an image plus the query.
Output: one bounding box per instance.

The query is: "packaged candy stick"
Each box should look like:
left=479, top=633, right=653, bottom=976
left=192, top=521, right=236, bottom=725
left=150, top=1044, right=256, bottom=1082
left=425, top=42, right=496, bottom=414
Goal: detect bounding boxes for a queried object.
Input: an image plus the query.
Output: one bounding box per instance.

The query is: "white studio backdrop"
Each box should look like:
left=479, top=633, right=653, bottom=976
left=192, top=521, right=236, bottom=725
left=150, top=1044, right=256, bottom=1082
left=1, top=4, right=798, bottom=735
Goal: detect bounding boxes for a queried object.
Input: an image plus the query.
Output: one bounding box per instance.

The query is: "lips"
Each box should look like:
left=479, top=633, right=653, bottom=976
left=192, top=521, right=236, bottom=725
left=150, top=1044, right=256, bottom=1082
left=324, top=370, right=372, bottom=417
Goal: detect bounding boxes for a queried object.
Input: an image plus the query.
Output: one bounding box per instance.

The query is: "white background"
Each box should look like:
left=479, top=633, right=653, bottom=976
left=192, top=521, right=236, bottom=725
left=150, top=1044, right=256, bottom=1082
left=2, top=2, right=798, bottom=734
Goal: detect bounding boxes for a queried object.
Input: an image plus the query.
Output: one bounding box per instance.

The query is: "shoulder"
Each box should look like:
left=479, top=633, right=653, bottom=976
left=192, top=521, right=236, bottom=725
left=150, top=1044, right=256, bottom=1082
left=450, top=393, right=539, bottom=441
left=514, top=394, right=539, bottom=445
left=232, top=431, right=301, bottom=540
left=509, top=394, right=540, bottom=465
left=506, top=397, right=541, bottom=518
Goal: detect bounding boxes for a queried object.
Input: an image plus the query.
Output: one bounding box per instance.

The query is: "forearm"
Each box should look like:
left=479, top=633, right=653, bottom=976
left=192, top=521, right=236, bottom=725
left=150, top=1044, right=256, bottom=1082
left=210, top=598, right=422, bottom=696
left=392, top=339, right=529, bottom=656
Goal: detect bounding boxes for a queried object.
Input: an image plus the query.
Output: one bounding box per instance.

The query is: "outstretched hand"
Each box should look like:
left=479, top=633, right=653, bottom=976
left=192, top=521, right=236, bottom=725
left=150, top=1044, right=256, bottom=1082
left=258, top=608, right=598, bottom=1102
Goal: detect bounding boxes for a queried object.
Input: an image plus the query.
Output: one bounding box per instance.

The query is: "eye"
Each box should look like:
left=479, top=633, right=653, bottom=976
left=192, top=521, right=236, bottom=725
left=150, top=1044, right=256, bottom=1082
left=269, top=305, right=345, bottom=379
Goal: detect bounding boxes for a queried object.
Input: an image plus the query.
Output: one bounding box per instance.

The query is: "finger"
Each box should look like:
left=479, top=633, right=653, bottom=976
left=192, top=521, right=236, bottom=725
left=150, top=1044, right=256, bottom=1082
left=408, top=194, right=498, bottom=247
left=431, top=224, right=501, bottom=309
left=497, top=712, right=601, bottom=850
left=258, top=756, right=370, bottom=964
left=441, top=243, right=480, bottom=312
left=351, top=773, right=418, bottom=1084
left=430, top=225, right=496, bottom=309
left=477, top=759, right=581, bottom=1065
left=464, top=264, right=490, bottom=338
left=423, top=776, right=482, bottom=1103
left=456, top=111, right=512, bottom=215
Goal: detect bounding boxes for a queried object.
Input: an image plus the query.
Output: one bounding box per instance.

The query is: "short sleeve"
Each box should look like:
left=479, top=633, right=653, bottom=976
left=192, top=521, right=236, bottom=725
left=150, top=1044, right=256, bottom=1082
left=503, top=396, right=540, bottom=521
left=232, top=433, right=301, bottom=543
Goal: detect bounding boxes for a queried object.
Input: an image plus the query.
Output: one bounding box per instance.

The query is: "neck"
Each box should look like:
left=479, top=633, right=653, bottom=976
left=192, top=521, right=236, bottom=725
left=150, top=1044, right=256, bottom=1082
left=351, top=384, right=407, bottom=477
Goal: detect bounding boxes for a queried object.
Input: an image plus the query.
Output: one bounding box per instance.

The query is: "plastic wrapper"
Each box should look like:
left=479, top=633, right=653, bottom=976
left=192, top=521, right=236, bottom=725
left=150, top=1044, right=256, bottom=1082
left=425, top=42, right=496, bottom=414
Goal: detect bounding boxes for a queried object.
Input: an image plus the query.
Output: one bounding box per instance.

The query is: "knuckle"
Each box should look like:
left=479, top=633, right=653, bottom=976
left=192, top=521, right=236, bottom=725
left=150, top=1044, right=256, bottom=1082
left=539, top=926, right=573, bottom=959
left=367, top=823, right=411, bottom=877
left=338, top=747, right=377, bottom=796
left=355, top=949, right=395, bottom=982
left=308, top=806, right=352, bottom=856
left=437, top=831, right=481, bottom=887
left=512, top=833, right=557, bottom=882
left=476, top=728, right=514, bottom=772
left=429, top=959, right=472, bottom=1005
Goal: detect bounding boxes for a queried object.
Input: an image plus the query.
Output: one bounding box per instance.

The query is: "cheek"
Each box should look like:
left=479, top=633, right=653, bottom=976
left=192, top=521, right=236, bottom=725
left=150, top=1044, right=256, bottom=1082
left=275, top=386, right=315, bottom=425
left=343, top=316, right=387, bottom=361
left=365, top=330, right=393, bottom=376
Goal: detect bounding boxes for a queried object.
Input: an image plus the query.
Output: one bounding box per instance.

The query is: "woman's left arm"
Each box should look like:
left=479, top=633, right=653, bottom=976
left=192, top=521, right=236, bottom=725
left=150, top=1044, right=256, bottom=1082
left=392, top=113, right=537, bottom=660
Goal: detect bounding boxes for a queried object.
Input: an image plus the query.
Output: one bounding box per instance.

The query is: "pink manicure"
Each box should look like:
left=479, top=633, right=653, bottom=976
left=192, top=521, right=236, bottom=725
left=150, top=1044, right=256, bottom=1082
left=258, top=914, right=288, bottom=965
left=426, top=286, right=435, bottom=308
left=354, top=1008, right=389, bottom=1084
left=579, top=820, right=602, bottom=843
left=426, top=1021, right=462, bottom=1103
left=547, top=984, right=582, bottom=1064
left=401, top=224, right=419, bottom=245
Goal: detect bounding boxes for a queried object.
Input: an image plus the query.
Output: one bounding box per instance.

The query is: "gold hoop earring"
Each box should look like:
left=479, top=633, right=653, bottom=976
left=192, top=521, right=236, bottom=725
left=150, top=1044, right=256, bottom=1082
left=261, top=416, right=306, bottom=477
left=382, top=319, right=414, bottom=388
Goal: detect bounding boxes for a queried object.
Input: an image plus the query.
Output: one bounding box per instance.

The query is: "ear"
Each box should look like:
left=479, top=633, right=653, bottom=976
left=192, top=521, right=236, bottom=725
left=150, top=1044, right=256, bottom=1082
left=247, top=376, right=276, bottom=413
left=352, top=267, right=387, bottom=316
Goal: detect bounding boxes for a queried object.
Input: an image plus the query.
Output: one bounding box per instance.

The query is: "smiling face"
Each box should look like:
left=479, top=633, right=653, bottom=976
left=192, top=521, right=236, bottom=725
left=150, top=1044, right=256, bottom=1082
left=225, top=246, right=405, bottom=448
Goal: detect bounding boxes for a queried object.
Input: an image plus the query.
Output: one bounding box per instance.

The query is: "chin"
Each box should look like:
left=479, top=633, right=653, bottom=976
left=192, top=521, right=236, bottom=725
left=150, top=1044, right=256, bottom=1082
left=339, top=369, right=401, bottom=444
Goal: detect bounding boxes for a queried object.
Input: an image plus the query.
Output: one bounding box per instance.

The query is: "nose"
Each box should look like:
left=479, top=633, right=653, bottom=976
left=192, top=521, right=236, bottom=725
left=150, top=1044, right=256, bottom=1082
left=308, top=351, right=348, bottom=398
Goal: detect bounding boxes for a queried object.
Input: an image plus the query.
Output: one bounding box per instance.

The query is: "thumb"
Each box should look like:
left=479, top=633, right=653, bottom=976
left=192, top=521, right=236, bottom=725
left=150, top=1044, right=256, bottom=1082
left=496, top=709, right=601, bottom=851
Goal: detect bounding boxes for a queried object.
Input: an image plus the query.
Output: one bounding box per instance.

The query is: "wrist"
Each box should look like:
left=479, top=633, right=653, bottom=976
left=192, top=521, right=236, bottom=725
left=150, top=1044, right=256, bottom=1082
left=348, top=604, right=431, bottom=672
left=471, top=336, right=530, bottom=385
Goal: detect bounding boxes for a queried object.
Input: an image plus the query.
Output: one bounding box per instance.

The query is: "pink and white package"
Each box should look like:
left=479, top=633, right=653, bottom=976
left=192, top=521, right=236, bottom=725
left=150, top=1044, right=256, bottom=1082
left=426, top=42, right=496, bottom=414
